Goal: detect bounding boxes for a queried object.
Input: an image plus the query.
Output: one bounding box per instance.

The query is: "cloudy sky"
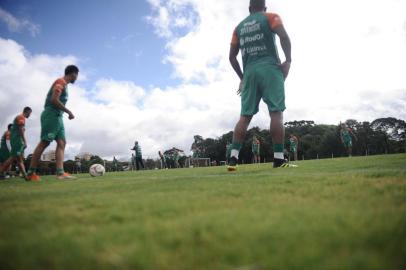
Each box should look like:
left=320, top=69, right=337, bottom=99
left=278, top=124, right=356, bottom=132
left=0, top=0, right=405, bottom=160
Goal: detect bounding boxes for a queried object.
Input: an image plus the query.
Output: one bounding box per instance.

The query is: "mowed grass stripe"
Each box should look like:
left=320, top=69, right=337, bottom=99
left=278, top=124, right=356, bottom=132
left=0, top=154, right=405, bottom=270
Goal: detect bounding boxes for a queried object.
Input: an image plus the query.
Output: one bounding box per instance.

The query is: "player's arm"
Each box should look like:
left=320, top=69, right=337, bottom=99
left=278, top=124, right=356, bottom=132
left=5, top=135, right=11, bottom=151
left=51, top=83, right=75, bottom=120
left=17, top=125, right=27, bottom=148
left=273, top=24, right=291, bottom=79
left=229, top=29, right=244, bottom=94
left=229, top=44, right=243, bottom=81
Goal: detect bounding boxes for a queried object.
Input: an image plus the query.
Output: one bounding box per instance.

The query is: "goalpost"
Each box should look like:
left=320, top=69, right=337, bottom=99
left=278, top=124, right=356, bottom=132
left=188, top=158, right=211, bottom=167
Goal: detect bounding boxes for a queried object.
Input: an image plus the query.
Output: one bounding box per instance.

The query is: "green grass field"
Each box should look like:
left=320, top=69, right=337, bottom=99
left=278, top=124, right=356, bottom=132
left=0, top=154, right=405, bottom=270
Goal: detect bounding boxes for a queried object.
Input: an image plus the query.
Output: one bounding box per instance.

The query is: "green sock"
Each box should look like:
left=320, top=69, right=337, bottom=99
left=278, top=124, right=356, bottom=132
left=230, top=142, right=242, bottom=159
left=231, top=142, right=242, bottom=151
left=56, top=168, right=64, bottom=175
left=273, top=143, right=284, bottom=153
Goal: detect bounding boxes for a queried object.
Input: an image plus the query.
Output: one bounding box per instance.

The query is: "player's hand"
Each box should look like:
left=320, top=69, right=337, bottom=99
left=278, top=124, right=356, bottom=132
left=237, top=80, right=243, bottom=96
left=68, top=111, right=75, bottom=120
left=279, top=61, right=291, bottom=79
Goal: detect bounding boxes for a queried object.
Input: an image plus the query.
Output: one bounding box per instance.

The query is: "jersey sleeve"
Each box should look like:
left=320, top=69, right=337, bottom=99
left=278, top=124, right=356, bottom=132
left=52, top=79, right=67, bottom=94
left=15, top=115, right=25, bottom=126
left=266, top=13, right=283, bottom=31
left=230, top=28, right=239, bottom=46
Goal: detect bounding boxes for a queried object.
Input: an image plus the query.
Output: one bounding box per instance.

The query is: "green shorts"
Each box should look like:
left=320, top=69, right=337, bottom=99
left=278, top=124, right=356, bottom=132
left=0, top=147, right=10, bottom=162
left=41, top=110, right=65, bottom=142
left=290, top=146, right=297, bottom=153
left=241, top=63, right=285, bottom=116
left=252, top=147, right=260, bottom=155
left=343, top=139, right=352, bottom=149
left=10, top=136, right=24, bottom=157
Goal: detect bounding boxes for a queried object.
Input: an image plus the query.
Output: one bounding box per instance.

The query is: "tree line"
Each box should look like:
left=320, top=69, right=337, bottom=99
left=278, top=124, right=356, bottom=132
left=17, top=117, right=404, bottom=174
left=191, top=117, right=405, bottom=164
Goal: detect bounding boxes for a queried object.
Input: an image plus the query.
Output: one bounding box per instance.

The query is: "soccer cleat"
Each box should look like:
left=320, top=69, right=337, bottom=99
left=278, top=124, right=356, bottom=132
left=57, top=173, right=77, bottom=180
left=273, top=158, right=299, bottom=168
left=26, top=173, right=41, bottom=182
left=227, top=157, right=238, bottom=172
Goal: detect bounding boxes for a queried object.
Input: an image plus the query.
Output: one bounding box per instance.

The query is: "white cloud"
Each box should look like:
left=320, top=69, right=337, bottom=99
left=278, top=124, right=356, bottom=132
left=145, top=0, right=198, bottom=38
left=0, top=7, right=40, bottom=37
left=146, top=0, right=406, bottom=124
left=0, top=37, right=240, bottom=161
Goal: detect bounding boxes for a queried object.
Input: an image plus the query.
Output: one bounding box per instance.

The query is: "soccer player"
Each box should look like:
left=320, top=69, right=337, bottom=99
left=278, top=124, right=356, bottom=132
left=252, top=136, right=261, bottom=163
left=340, top=123, right=357, bottom=157
left=0, top=124, right=13, bottom=177
left=289, top=134, right=298, bottom=161
left=26, top=65, right=79, bottom=181
left=158, top=151, right=166, bottom=169
left=112, top=156, right=118, bottom=171
left=228, top=0, right=292, bottom=171
left=131, top=141, right=144, bottom=170
left=0, top=107, right=32, bottom=180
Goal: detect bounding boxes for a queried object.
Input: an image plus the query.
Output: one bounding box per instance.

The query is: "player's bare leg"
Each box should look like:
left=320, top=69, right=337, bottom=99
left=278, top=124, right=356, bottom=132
left=56, top=139, right=75, bottom=179
left=270, top=112, right=284, bottom=146
left=15, top=156, right=28, bottom=179
left=270, top=112, right=289, bottom=167
left=0, top=157, right=14, bottom=179
left=228, top=116, right=253, bottom=171
left=234, top=116, right=252, bottom=144
left=27, top=141, right=50, bottom=181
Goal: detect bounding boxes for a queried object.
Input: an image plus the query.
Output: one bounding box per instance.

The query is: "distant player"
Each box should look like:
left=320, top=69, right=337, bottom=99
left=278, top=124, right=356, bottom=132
left=289, top=134, right=298, bottom=161
left=75, top=157, right=82, bottom=174
left=26, top=65, right=79, bottom=181
left=252, top=136, right=261, bottom=163
left=158, top=151, right=166, bottom=169
left=0, top=107, right=32, bottom=180
left=228, top=0, right=292, bottom=171
left=0, top=124, right=13, bottom=178
left=131, top=153, right=136, bottom=170
left=131, top=141, right=144, bottom=170
left=340, top=123, right=357, bottom=157
left=112, top=156, right=118, bottom=171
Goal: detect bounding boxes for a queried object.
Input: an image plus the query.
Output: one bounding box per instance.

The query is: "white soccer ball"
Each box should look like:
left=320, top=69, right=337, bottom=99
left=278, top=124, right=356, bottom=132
left=89, top=164, right=105, bottom=177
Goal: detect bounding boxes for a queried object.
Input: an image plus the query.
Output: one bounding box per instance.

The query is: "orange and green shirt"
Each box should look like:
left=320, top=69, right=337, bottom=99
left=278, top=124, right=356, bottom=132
left=44, top=78, right=68, bottom=116
left=231, top=12, right=283, bottom=71
left=11, top=114, right=25, bottom=139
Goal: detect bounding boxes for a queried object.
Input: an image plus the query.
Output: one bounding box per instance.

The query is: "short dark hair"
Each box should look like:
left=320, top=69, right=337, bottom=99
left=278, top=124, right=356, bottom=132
left=65, top=65, right=79, bottom=75
left=23, top=107, right=32, bottom=113
left=7, top=124, right=12, bottom=130
left=250, top=0, right=265, bottom=9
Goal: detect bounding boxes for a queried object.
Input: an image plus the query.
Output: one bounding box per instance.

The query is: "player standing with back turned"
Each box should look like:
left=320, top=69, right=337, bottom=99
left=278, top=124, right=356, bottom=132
left=228, top=0, right=292, bottom=171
